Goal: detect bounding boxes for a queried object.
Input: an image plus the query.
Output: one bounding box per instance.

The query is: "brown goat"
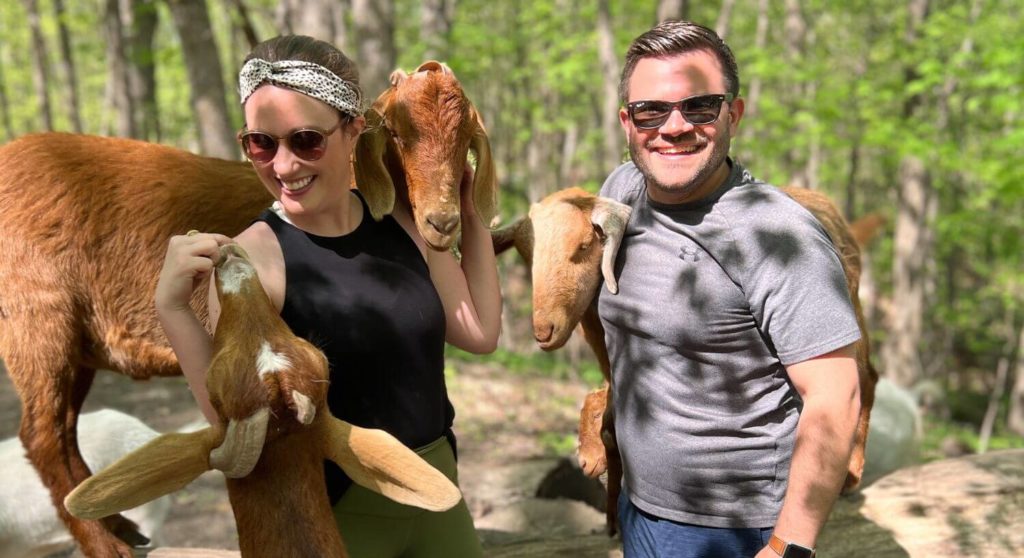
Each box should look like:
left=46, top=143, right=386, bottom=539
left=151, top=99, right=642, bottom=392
left=0, top=62, right=494, bottom=558
left=493, top=186, right=880, bottom=533
left=355, top=61, right=498, bottom=250
left=64, top=244, right=461, bottom=557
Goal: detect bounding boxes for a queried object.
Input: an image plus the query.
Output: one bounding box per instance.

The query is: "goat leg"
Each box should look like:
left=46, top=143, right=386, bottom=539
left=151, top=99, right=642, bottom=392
left=577, top=386, right=609, bottom=478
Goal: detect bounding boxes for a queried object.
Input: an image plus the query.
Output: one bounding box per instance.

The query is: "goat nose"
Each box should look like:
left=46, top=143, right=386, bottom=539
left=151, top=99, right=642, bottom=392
left=534, top=323, right=553, bottom=344
left=427, top=212, right=460, bottom=235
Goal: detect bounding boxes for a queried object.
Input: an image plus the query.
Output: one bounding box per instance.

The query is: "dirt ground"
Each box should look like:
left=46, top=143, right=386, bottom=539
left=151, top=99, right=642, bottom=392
left=0, top=357, right=603, bottom=552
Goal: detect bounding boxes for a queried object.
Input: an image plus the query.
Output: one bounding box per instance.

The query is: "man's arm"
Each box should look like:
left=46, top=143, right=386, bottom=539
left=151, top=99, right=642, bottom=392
left=757, top=343, right=860, bottom=557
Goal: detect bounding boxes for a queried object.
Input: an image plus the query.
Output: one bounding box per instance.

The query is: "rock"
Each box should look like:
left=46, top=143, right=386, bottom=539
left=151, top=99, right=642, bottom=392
left=535, top=457, right=607, bottom=511
left=820, top=448, right=1024, bottom=557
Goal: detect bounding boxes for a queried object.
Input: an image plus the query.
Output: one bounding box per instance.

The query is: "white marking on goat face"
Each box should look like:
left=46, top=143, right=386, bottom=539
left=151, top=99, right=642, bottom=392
left=217, top=261, right=257, bottom=294
left=256, top=341, right=291, bottom=378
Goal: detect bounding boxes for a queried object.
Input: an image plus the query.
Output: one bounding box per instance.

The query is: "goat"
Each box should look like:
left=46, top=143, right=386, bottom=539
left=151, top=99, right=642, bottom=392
left=355, top=60, right=498, bottom=250
left=492, top=186, right=881, bottom=533
left=0, top=409, right=171, bottom=558
left=0, top=60, right=494, bottom=557
left=65, top=244, right=461, bottom=557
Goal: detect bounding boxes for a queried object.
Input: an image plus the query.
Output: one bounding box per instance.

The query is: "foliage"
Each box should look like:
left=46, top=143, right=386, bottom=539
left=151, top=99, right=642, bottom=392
left=0, top=0, right=1021, bottom=413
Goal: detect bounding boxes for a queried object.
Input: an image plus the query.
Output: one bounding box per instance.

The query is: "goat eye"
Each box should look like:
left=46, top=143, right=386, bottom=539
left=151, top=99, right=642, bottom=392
left=578, top=241, right=592, bottom=253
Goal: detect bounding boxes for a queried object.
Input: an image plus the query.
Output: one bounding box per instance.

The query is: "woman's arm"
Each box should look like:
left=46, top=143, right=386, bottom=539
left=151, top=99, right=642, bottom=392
left=155, top=224, right=283, bottom=424
left=423, top=166, right=502, bottom=353
left=155, top=232, right=233, bottom=425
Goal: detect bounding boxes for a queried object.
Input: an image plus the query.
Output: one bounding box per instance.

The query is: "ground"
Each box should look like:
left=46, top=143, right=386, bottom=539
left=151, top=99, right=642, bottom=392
left=0, top=358, right=609, bottom=552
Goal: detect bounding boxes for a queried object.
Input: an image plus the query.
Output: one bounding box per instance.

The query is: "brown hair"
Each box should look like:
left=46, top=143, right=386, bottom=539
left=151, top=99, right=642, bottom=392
left=618, top=20, right=740, bottom=104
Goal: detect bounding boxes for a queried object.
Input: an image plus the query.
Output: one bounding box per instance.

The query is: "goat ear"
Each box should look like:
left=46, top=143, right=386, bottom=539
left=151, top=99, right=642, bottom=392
left=591, top=197, right=632, bottom=295
left=320, top=417, right=462, bottom=512
left=490, top=216, right=533, bottom=267
left=467, top=103, right=498, bottom=228
left=388, top=69, right=407, bottom=88
left=353, top=108, right=395, bottom=221
left=415, top=61, right=450, bottom=75
left=64, top=427, right=222, bottom=520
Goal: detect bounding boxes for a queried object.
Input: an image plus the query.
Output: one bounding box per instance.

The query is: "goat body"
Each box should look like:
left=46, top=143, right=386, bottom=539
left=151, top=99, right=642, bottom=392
left=64, top=245, right=461, bottom=557
left=493, top=185, right=880, bottom=533
left=1, top=63, right=493, bottom=556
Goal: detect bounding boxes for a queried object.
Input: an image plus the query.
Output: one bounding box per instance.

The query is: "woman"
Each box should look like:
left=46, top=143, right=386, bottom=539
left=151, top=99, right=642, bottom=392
left=156, top=35, right=499, bottom=557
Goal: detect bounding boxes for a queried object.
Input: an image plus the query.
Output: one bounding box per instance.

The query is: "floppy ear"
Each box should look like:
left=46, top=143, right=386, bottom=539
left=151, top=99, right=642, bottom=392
left=65, top=427, right=223, bottom=520
left=467, top=103, right=498, bottom=228
left=320, top=416, right=462, bottom=512
left=591, top=197, right=633, bottom=295
left=353, top=107, right=395, bottom=221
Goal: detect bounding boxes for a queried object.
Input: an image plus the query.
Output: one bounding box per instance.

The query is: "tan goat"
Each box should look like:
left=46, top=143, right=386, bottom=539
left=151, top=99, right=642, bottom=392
left=493, top=186, right=880, bottom=534
left=0, top=60, right=495, bottom=557
left=65, top=244, right=461, bottom=557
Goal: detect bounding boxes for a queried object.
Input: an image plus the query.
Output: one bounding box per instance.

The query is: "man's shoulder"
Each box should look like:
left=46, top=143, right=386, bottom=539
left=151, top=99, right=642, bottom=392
left=599, top=162, right=645, bottom=203
left=719, top=179, right=823, bottom=233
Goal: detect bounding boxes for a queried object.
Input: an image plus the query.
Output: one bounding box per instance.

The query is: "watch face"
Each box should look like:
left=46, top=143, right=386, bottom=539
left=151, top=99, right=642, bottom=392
left=783, top=544, right=815, bottom=558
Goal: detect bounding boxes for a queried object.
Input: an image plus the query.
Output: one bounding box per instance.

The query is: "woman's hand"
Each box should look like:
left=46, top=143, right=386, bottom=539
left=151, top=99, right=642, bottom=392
left=459, top=162, right=478, bottom=222
left=156, top=230, right=234, bottom=315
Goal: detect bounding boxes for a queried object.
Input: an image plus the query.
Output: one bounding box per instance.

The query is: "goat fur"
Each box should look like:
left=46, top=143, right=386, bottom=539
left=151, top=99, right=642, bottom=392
left=493, top=185, right=881, bottom=533
left=0, top=65, right=491, bottom=556
left=64, top=244, right=461, bottom=558
left=355, top=61, right=498, bottom=250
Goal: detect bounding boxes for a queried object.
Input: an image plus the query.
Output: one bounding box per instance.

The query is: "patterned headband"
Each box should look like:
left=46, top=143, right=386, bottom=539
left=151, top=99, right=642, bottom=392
left=238, top=59, right=362, bottom=117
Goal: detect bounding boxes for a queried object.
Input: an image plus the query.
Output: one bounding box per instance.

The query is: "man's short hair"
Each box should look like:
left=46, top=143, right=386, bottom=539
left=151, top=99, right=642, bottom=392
left=619, top=20, right=740, bottom=104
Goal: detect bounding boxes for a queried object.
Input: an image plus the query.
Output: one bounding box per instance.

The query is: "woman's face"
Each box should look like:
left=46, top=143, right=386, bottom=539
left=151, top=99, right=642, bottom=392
left=242, top=85, right=364, bottom=219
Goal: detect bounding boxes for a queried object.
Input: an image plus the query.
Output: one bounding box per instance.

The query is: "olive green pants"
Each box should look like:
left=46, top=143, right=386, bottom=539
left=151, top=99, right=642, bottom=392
left=332, top=436, right=483, bottom=558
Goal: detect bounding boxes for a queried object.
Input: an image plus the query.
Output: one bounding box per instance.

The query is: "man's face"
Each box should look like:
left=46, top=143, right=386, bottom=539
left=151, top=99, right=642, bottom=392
left=620, top=50, right=744, bottom=205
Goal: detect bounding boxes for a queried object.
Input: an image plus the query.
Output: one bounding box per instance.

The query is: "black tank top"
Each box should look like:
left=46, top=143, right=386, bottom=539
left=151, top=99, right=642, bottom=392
left=256, top=192, right=454, bottom=503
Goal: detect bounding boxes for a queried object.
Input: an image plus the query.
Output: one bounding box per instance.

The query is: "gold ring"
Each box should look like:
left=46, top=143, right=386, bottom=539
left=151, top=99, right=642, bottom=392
left=186, top=229, right=200, bottom=237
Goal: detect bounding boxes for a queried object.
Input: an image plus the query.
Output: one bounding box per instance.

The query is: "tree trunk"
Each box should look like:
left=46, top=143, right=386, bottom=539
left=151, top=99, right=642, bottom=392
left=23, top=0, right=54, bottom=131
left=227, top=0, right=259, bottom=50
left=978, top=313, right=1017, bottom=454
left=353, top=0, right=396, bottom=101
left=0, top=14, right=15, bottom=141
left=52, top=0, right=83, bottom=132
left=1009, top=321, right=1024, bottom=436
left=715, top=0, right=736, bottom=41
left=277, top=0, right=337, bottom=42
left=656, top=0, right=687, bottom=23
left=596, top=0, right=621, bottom=171
left=104, top=0, right=135, bottom=137
left=735, top=0, right=768, bottom=164
left=882, top=0, right=932, bottom=389
left=126, top=0, right=160, bottom=141
left=166, top=0, right=236, bottom=159
left=421, top=0, right=454, bottom=62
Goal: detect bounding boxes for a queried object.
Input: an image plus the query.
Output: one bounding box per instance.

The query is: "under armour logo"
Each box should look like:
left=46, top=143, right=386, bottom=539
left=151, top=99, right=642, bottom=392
left=678, top=245, right=701, bottom=262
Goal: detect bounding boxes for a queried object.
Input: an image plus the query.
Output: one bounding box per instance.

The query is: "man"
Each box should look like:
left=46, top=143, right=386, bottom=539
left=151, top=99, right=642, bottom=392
left=598, top=20, right=861, bottom=558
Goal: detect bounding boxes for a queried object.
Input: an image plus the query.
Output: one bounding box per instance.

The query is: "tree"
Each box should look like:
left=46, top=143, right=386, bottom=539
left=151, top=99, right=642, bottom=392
left=165, top=0, right=236, bottom=158
left=656, top=0, right=687, bottom=23
left=420, top=0, right=453, bottom=62
left=23, top=0, right=53, bottom=131
left=126, top=0, right=159, bottom=141
left=103, top=0, right=135, bottom=137
left=353, top=0, right=396, bottom=100
left=597, top=0, right=621, bottom=172
left=53, top=0, right=82, bottom=132
left=882, top=0, right=934, bottom=388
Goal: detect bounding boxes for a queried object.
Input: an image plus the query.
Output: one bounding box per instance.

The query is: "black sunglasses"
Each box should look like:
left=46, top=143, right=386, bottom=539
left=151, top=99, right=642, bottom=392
left=626, top=93, right=735, bottom=130
left=238, top=119, right=345, bottom=164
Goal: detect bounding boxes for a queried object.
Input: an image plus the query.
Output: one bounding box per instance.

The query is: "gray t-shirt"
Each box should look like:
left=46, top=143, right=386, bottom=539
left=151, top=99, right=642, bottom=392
left=598, top=160, right=861, bottom=528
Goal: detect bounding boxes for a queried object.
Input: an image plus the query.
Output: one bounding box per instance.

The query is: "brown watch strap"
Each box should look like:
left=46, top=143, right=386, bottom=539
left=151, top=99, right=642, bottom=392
left=768, top=534, right=816, bottom=557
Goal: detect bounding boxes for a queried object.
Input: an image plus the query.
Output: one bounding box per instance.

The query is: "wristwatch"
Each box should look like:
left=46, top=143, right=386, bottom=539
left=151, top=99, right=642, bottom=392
left=768, top=534, right=816, bottom=558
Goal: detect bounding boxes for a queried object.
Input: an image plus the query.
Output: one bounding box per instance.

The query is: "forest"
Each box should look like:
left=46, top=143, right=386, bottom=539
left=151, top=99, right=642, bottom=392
left=1, top=0, right=1022, bottom=454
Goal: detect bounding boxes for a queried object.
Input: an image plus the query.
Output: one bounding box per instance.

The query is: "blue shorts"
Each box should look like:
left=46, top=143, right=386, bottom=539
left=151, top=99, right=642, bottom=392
left=618, top=491, right=773, bottom=558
